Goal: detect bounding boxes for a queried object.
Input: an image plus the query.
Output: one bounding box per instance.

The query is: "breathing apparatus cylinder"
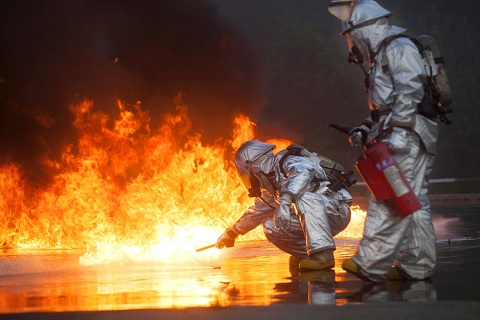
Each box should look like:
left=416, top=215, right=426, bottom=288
left=355, top=142, right=421, bottom=217
left=417, top=35, right=453, bottom=111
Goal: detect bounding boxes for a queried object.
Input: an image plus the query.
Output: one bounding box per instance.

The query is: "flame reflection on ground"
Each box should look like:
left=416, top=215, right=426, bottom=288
left=0, top=240, right=360, bottom=313
left=2, top=209, right=480, bottom=314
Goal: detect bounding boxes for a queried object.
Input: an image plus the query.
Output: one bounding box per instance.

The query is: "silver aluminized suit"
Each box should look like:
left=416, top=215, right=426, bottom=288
left=231, top=145, right=352, bottom=259
left=330, top=0, right=438, bottom=282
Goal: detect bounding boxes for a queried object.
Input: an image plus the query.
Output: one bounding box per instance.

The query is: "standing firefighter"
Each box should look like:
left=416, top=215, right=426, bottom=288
left=215, top=140, right=353, bottom=270
left=328, top=0, right=440, bottom=282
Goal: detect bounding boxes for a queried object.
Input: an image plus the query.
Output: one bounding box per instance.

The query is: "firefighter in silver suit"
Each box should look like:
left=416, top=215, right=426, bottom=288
left=215, top=140, right=352, bottom=270
left=328, top=0, right=438, bottom=282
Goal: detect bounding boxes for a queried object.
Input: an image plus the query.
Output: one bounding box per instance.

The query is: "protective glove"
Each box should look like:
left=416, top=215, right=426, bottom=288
left=215, top=228, right=238, bottom=249
left=274, top=193, right=294, bottom=233
left=388, top=127, right=411, bottom=154
left=348, top=125, right=370, bottom=148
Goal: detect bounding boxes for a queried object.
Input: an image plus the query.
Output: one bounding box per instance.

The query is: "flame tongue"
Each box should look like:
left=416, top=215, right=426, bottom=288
left=1, top=100, right=257, bottom=263
left=0, top=99, right=365, bottom=265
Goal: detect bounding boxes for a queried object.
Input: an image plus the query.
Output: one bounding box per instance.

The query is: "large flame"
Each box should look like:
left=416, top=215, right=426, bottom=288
left=0, top=99, right=365, bottom=265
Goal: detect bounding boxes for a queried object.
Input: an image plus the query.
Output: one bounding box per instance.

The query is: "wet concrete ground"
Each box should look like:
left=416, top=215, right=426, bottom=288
left=1, top=208, right=480, bottom=319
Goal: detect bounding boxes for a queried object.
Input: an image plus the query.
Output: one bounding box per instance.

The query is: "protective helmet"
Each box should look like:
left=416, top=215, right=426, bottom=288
left=328, top=0, right=392, bottom=35
left=234, top=140, right=276, bottom=197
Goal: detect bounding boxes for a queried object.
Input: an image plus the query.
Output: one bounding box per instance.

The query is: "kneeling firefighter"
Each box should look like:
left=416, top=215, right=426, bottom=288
left=328, top=0, right=440, bottom=282
left=215, top=140, right=353, bottom=270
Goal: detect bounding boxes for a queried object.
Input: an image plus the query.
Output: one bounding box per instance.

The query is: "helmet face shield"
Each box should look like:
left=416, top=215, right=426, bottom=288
left=328, top=0, right=354, bottom=35
left=236, top=163, right=274, bottom=198
left=328, top=0, right=353, bottom=22
left=236, top=167, right=262, bottom=198
left=233, top=140, right=276, bottom=198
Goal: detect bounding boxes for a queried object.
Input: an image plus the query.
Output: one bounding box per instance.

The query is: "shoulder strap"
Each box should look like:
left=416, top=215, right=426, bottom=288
left=376, top=34, right=442, bottom=121
left=277, top=146, right=323, bottom=193
left=278, top=146, right=301, bottom=177
left=376, top=34, right=423, bottom=73
left=374, top=34, right=421, bottom=58
left=364, top=34, right=411, bottom=91
left=278, top=144, right=356, bottom=192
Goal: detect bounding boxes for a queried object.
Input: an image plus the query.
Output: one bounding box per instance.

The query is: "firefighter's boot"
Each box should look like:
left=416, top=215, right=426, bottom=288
left=299, top=250, right=335, bottom=270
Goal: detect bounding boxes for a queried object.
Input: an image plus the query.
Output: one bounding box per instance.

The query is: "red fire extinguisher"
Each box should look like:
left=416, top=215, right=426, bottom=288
left=355, top=142, right=421, bottom=217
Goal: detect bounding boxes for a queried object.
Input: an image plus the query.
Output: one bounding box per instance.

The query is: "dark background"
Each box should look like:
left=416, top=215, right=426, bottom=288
left=1, top=0, right=479, bottom=192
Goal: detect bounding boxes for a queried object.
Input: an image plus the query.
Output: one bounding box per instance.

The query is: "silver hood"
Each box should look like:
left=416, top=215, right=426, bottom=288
left=328, top=0, right=392, bottom=35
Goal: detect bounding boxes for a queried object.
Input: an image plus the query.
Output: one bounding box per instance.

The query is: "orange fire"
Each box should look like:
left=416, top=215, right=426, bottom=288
left=0, top=99, right=365, bottom=265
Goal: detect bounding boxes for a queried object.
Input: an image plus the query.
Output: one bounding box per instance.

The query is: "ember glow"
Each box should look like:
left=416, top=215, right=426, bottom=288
left=0, top=99, right=365, bottom=265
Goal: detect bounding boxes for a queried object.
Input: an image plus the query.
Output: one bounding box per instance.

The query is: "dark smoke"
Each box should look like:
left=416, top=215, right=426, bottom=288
left=0, top=0, right=263, bottom=186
